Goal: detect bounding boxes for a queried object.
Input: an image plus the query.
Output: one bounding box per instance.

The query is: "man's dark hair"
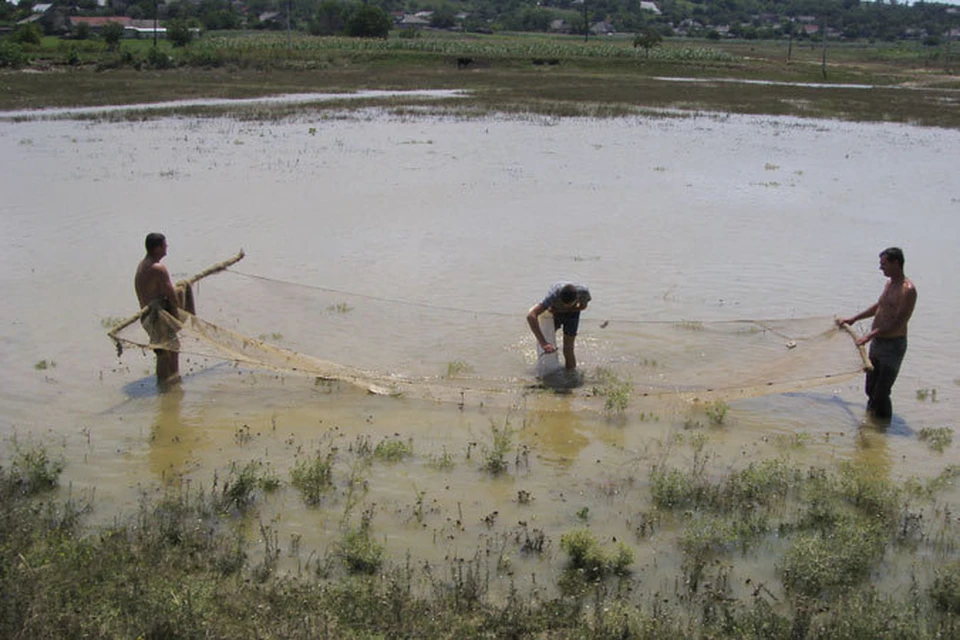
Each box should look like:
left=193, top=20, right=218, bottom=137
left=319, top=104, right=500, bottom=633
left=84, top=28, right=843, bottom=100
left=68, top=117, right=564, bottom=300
left=560, top=284, right=577, bottom=304
left=880, top=247, right=904, bottom=267
left=145, top=232, right=166, bottom=252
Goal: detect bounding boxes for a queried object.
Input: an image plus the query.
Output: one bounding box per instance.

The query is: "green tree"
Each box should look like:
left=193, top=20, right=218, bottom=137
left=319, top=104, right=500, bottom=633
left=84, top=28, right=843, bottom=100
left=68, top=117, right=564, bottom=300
left=0, top=40, right=28, bottom=68
left=167, top=19, right=194, bottom=46
left=344, top=4, right=391, bottom=38
left=11, top=23, right=42, bottom=46
left=430, top=6, right=457, bottom=29
left=309, top=0, right=346, bottom=36
left=633, top=26, right=662, bottom=56
left=72, top=21, right=92, bottom=40
left=101, top=21, right=125, bottom=51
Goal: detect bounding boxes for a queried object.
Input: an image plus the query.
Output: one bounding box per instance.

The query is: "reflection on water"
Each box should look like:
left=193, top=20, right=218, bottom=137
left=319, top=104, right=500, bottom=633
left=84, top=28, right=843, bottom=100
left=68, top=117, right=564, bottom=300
left=1, top=108, right=958, bottom=584
left=147, top=386, right=205, bottom=483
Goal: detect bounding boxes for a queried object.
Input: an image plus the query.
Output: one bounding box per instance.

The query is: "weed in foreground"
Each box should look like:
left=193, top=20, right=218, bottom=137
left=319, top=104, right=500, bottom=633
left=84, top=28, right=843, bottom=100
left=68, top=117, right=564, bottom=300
left=373, top=437, right=413, bottom=462
left=214, top=459, right=279, bottom=513
left=480, top=419, right=513, bottom=475
left=6, top=438, right=64, bottom=496
left=591, top=367, right=632, bottom=415
left=427, top=447, right=455, bottom=471
left=704, top=400, right=729, bottom=425
left=918, top=426, right=953, bottom=453
left=327, top=302, right=352, bottom=313
left=559, top=528, right=634, bottom=580
left=778, top=517, right=887, bottom=599
left=1, top=454, right=959, bottom=638
left=336, top=506, right=384, bottom=575
left=445, top=360, right=474, bottom=378
left=290, top=448, right=335, bottom=506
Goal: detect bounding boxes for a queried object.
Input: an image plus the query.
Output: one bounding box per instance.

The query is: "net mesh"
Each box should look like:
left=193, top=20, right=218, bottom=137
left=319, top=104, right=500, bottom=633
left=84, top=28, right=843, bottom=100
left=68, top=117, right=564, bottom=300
left=109, top=266, right=868, bottom=409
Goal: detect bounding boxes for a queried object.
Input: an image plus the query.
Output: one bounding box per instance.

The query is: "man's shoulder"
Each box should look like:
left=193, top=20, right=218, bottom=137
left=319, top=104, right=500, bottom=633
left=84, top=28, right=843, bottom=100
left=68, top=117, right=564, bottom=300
left=147, top=260, right=170, bottom=275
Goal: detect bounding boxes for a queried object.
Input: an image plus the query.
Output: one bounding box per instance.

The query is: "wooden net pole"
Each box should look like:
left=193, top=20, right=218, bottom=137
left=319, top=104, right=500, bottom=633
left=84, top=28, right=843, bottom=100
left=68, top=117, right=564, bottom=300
left=837, top=319, right=873, bottom=372
left=108, top=249, right=245, bottom=343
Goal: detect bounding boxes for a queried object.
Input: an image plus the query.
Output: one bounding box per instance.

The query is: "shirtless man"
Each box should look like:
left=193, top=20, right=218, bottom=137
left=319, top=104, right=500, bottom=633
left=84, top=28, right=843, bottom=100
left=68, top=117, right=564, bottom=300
left=527, top=282, right=591, bottom=371
left=837, top=247, right=917, bottom=420
left=135, top=233, right=181, bottom=388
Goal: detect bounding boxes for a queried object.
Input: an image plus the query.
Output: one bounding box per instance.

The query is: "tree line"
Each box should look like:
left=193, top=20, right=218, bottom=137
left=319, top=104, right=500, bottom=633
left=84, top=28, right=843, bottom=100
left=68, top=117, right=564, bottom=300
left=2, top=0, right=958, bottom=43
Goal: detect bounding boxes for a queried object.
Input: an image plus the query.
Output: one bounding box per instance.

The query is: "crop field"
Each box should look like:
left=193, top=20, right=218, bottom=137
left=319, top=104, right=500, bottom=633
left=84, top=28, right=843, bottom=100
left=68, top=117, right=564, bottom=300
left=2, top=31, right=959, bottom=127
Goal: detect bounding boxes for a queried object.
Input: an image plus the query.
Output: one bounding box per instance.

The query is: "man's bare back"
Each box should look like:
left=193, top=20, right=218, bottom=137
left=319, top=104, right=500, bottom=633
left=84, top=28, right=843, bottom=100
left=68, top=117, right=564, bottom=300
left=135, top=254, right=177, bottom=310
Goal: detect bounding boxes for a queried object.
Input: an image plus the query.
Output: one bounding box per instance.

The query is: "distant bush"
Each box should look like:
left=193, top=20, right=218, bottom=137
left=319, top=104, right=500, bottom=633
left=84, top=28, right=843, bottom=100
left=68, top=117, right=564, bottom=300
left=146, top=46, right=175, bottom=69
left=168, top=19, right=194, bottom=47
left=0, top=40, right=28, bottom=68
left=344, top=4, right=391, bottom=38
left=72, top=21, right=92, bottom=40
left=11, top=23, right=42, bottom=46
left=101, top=21, right=125, bottom=51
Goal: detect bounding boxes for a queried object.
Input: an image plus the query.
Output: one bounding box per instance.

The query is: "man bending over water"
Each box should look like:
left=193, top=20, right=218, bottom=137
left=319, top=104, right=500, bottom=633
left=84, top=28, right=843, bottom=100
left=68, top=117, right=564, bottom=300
left=837, top=247, right=917, bottom=420
left=527, top=282, right=591, bottom=371
left=135, top=232, right=181, bottom=389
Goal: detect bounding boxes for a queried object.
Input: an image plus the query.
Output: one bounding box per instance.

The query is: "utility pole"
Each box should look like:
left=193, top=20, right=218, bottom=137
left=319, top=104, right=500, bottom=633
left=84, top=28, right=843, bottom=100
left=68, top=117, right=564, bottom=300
left=820, top=17, right=827, bottom=79
left=583, top=0, right=588, bottom=42
left=153, top=0, right=158, bottom=47
left=287, top=0, right=291, bottom=51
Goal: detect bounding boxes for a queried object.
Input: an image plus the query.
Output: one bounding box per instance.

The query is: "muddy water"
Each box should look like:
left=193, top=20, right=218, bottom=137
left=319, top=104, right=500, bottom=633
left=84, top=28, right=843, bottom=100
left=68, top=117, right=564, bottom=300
left=1, top=104, right=958, bottom=594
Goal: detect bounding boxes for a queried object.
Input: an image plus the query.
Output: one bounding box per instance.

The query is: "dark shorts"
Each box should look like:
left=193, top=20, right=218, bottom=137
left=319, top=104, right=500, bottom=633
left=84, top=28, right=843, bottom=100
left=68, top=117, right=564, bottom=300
left=553, top=312, right=581, bottom=337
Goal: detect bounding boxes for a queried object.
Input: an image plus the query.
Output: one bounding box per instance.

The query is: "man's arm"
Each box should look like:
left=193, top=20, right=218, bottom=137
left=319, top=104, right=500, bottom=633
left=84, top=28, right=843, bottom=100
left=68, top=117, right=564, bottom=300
left=526, top=303, right=556, bottom=352
left=156, top=264, right=180, bottom=311
left=837, top=301, right=879, bottom=328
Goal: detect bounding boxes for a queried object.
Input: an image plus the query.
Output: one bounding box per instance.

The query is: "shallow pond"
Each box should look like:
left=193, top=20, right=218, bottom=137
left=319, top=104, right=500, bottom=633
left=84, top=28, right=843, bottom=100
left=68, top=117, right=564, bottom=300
left=1, top=100, right=958, bottom=596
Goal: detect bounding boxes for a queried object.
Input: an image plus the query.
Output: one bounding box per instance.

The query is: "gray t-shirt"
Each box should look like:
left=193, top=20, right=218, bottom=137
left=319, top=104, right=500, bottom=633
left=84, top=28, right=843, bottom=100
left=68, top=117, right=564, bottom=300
left=541, top=283, right=591, bottom=311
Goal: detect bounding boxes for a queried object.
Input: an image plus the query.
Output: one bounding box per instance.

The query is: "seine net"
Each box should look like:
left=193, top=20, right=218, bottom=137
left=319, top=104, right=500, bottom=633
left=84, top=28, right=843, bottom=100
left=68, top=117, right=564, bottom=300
left=109, top=264, right=868, bottom=409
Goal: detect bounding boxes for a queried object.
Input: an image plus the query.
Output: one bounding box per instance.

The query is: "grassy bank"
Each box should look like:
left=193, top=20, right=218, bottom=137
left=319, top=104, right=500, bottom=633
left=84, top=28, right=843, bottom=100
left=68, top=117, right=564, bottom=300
left=2, top=432, right=959, bottom=638
left=2, top=32, right=959, bottom=128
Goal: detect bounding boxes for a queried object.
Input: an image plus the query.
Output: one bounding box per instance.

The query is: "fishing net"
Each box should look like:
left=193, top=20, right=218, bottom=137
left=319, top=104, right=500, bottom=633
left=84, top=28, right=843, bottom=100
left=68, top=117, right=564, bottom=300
left=109, top=257, right=869, bottom=410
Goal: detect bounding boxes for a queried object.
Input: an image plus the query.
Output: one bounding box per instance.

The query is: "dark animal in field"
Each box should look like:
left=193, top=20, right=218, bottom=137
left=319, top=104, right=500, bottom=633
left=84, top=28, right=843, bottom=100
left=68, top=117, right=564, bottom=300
left=457, top=57, right=473, bottom=69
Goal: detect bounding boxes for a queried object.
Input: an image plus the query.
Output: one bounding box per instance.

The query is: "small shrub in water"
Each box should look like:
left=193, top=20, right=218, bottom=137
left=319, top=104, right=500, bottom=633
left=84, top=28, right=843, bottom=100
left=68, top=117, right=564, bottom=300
left=481, top=419, right=513, bottom=475
left=918, top=427, right=953, bottom=453
left=215, top=460, right=271, bottom=513
left=373, top=437, right=413, bottom=462
left=290, top=449, right=334, bottom=506
left=7, top=441, right=64, bottom=496
left=445, top=360, right=473, bottom=378
left=428, top=447, right=455, bottom=471
left=705, top=400, right=729, bottom=425
left=338, top=511, right=384, bottom=575
left=778, top=518, right=886, bottom=599
left=591, top=367, right=632, bottom=414
left=560, top=528, right=634, bottom=578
